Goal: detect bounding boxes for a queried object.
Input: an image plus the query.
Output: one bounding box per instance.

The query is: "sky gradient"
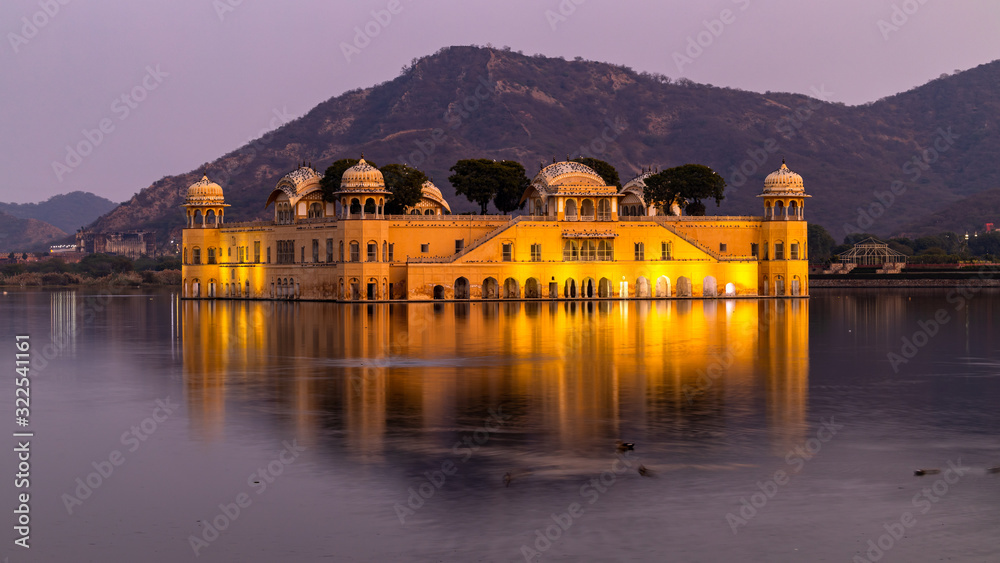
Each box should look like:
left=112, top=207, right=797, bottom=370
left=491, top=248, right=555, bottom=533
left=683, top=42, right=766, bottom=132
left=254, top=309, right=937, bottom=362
left=1, top=0, right=998, bottom=204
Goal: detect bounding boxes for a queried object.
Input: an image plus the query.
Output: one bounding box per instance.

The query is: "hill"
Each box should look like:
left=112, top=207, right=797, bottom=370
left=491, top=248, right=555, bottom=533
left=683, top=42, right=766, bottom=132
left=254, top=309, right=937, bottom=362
left=0, top=211, right=67, bottom=252
left=0, top=191, right=118, bottom=234
left=87, top=46, right=1000, bottom=243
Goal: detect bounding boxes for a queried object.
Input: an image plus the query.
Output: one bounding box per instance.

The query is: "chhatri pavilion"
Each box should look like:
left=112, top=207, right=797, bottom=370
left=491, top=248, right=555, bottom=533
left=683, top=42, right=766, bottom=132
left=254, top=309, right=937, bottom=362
left=181, top=159, right=810, bottom=300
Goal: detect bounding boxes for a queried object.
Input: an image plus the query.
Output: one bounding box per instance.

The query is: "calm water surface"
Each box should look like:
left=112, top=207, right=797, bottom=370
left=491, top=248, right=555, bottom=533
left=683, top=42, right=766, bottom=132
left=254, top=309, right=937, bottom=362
left=3, top=288, right=999, bottom=562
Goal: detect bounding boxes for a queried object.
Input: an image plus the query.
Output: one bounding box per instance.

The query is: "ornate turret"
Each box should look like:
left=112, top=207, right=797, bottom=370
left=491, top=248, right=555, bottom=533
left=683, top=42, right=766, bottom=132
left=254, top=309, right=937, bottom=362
left=337, top=158, right=391, bottom=219
left=758, top=161, right=810, bottom=221
left=182, top=175, right=229, bottom=228
left=757, top=161, right=810, bottom=297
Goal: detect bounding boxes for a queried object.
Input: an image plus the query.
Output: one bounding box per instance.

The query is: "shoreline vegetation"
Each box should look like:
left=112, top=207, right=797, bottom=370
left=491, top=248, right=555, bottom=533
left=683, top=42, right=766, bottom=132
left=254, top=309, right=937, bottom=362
left=0, top=254, right=180, bottom=288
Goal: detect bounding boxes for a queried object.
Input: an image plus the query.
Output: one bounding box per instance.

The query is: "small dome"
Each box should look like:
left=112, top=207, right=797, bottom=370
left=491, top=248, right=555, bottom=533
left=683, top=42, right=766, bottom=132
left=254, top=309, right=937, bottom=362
left=340, top=158, right=386, bottom=191
left=763, top=162, right=805, bottom=194
left=185, top=175, right=225, bottom=204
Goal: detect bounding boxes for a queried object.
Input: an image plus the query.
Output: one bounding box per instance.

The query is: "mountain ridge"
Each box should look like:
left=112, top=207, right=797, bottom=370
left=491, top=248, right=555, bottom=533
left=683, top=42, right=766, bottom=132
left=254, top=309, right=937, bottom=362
left=86, top=46, right=1000, bottom=243
left=0, top=191, right=119, bottom=235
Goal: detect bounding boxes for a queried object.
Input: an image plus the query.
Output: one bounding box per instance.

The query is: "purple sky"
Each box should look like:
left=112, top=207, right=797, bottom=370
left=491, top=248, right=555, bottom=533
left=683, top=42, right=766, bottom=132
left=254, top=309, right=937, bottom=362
left=1, top=0, right=997, bottom=204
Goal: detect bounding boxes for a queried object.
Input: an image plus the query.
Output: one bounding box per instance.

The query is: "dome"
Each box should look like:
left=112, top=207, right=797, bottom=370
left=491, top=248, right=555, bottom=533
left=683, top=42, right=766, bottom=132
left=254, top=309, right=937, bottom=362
left=763, top=162, right=805, bottom=194
left=532, top=161, right=605, bottom=189
left=620, top=171, right=682, bottom=216
left=621, top=171, right=655, bottom=196
left=420, top=180, right=444, bottom=200
left=418, top=180, right=451, bottom=213
left=340, top=158, right=386, bottom=191
left=279, top=165, right=321, bottom=194
left=185, top=175, right=225, bottom=205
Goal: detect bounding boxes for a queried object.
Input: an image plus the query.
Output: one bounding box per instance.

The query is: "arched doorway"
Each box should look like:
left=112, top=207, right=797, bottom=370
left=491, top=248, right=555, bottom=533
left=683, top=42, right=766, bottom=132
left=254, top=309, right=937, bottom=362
left=524, top=278, right=540, bottom=298
left=792, top=276, right=801, bottom=296
left=725, top=282, right=736, bottom=296
left=775, top=276, right=785, bottom=296
left=483, top=277, right=499, bottom=299
left=598, top=277, right=612, bottom=298
left=582, top=278, right=596, bottom=298
left=677, top=276, right=692, bottom=297
left=703, top=276, right=718, bottom=297
left=433, top=285, right=445, bottom=300
left=655, top=276, right=671, bottom=297
left=503, top=277, right=520, bottom=299
left=580, top=199, right=595, bottom=220
left=455, top=277, right=470, bottom=299
left=636, top=276, right=651, bottom=298
left=762, top=276, right=769, bottom=296
left=564, top=278, right=577, bottom=299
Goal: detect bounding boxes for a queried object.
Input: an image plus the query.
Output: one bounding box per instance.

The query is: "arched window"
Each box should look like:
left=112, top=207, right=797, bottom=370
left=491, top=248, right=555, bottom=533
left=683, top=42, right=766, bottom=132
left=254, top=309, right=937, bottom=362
left=367, top=241, right=378, bottom=262
left=364, top=198, right=377, bottom=215
left=565, top=199, right=578, bottom=221
left=581, top=240, right=596, bottom=261
left=350, top=198, right=361, bottom=215
left=597, top=199, right=611, bottom=221
left=308, top=202, right=323, bottom=218
left=597, top=240, right=613, bottom=261
left=194, top=209, right=203, bottom=226
left=580, top=199, right=595, bottom=220
left=563, top=240, right=580, bottom=261
left=192, top=247, right=201, bottom=264
left=382, top=241, right=388, bottom=262
left=206, top=209, right=216, bottom=226
left=339, top=240, right=344, bottom=262
left=349, top=241, right=360, bottom=262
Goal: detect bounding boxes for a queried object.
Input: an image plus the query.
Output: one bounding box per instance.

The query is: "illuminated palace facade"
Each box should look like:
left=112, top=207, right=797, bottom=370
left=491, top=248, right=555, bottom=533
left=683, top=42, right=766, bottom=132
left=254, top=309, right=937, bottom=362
left=180, top=159, right=810, bottom=301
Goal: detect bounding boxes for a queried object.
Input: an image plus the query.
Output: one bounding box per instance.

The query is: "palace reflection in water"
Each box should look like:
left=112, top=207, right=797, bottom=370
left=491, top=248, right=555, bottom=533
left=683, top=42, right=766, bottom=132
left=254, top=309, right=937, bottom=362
left=181, top=299, right=809, bottom=461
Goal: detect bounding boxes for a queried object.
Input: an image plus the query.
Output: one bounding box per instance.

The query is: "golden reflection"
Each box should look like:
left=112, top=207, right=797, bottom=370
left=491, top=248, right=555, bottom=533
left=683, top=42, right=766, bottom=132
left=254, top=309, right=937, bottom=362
left=182, top=298, right=809, bottom=455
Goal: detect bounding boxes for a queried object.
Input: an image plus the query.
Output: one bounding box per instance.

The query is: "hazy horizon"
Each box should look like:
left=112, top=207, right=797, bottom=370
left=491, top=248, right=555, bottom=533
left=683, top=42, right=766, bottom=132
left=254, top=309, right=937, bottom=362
left=2, top=0, right=998, bottom=204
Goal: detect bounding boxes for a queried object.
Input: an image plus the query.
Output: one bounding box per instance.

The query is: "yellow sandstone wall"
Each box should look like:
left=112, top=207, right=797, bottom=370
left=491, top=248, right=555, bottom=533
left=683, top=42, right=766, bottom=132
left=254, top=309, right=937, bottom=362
left=182, top=215, right=807, bottom=301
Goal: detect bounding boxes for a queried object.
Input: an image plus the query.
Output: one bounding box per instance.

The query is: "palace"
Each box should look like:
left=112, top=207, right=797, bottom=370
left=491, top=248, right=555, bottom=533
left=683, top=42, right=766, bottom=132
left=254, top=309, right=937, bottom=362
left=180, top=159, right=810, bottom=300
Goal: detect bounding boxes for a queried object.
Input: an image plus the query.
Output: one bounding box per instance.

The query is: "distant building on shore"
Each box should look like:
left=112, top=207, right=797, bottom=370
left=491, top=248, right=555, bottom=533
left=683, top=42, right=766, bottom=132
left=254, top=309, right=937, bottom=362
left=181, top=159, right=811, bottom=300
left=76, top=230, right=156, bottom=260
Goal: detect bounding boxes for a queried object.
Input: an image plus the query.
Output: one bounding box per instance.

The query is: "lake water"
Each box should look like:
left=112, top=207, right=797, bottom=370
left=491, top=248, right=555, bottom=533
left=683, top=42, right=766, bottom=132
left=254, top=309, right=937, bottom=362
left=3, top=288, right=999, bottom=562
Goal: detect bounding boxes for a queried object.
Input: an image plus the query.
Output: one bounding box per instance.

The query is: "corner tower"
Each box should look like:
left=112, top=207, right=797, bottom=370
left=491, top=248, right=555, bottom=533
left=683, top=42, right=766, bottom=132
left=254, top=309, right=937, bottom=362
left=181, top=175, right=227, bottom=298
left=757, top=161, right=810, bottom=296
